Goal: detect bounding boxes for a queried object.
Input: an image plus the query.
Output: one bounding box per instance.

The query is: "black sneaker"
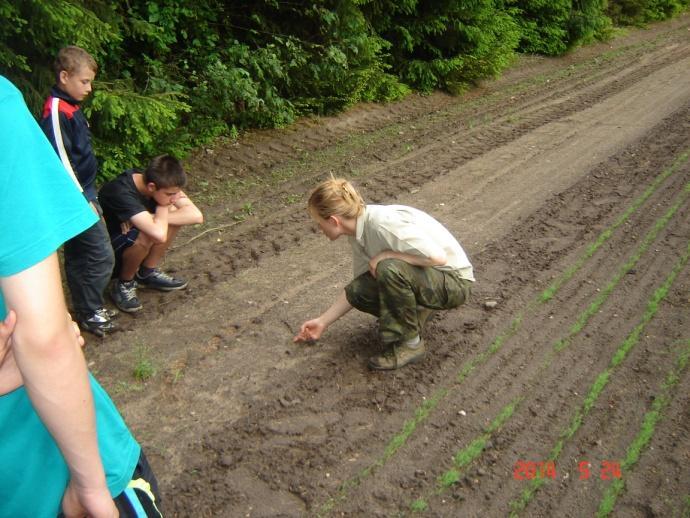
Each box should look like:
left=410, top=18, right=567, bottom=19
left=136, top=268, right=188, bottom=291
left=100, top=307, right=119, bottom=319
left=111, top=280, right=143, bottom=313
left=80, top=309, right=117, bottom=337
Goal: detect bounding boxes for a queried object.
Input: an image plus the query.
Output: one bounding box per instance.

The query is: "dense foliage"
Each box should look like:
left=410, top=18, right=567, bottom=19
left=358, top=0, right=521, bottom=93
left=1, top=0, right=686, bottom=180
left=606, top=0, right=688, bottom=25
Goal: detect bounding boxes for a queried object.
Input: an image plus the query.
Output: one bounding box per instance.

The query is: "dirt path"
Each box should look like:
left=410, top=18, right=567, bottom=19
left=87, top=14, right=690, bottom=517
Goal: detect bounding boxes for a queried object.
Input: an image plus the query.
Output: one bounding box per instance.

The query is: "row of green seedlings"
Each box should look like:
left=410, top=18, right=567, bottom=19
left=410, top=177, right=690, bottom=514
left=508, top=240, right=690, bottom=516
left=316, top=149, right=688, bottom=516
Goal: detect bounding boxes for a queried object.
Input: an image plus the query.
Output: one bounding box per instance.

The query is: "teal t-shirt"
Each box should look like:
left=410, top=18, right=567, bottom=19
left=0, top=76, right=141, bottom=517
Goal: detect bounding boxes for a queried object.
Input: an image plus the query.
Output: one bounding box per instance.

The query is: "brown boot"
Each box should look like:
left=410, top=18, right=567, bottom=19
left=368, top=340, right=426, bottom=370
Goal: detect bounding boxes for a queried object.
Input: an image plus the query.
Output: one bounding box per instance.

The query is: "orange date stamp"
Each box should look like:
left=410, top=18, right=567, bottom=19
left=513, top=460, right=622, bottom=480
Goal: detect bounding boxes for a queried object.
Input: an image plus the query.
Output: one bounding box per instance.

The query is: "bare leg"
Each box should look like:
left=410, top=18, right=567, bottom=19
left=120, top=233, right=154, bottom=280
left=142, top=225, right=179, bottom=270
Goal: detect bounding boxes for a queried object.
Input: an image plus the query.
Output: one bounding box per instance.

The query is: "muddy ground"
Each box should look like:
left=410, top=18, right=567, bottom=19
left=86, top=14, right=690, bottom=517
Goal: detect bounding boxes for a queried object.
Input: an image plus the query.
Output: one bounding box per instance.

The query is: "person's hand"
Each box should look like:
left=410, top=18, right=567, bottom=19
left=61, top=480, right=118, bottom=518
left=119, top=221, right=132, bottom=234
left=293, top=318, right=325, bottom=342
left=0, top=310, right=17, bottom=364
left=66, top=313, right=85, bottom=348
left=368, top=251, right=390, bottom=278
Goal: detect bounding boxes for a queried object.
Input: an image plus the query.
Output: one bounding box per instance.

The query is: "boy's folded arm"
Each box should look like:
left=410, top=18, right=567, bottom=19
left=168, top=192, right=204, bottom=226
left=129, top=207, right=169, bottom=243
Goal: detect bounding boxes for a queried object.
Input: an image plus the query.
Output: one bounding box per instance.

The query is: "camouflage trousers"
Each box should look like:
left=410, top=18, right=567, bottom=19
left=344, top=258, right=472, bottom=344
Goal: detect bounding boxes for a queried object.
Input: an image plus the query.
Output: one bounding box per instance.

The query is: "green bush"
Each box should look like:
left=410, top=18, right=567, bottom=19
left=511, top=0, right=571, bottom=55
left=86, top=81, right=190, bottom=180
left=361, top=0, right=521, bottom=92
left=607, top=0, right=689, bottom=25
left=568, top=0, right=613, bottom=46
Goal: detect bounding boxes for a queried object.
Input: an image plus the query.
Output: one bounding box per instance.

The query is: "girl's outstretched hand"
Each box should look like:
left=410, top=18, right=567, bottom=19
left=293, top=318, right=325, bottom=343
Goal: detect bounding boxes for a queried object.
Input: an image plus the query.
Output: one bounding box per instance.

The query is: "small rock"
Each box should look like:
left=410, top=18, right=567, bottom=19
left=279, top=396, right=301, bottom=407
left=484, top=300, right=498, bottom=309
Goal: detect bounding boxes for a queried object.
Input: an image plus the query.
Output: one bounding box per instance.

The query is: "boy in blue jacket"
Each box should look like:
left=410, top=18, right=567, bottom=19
left=40, top=46, right=116, bottom=337
left=1, top=75, right=161, bottom=518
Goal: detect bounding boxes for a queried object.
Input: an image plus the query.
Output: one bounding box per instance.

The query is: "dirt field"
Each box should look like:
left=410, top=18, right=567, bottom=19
left=86, top=14, right=690, bottom=517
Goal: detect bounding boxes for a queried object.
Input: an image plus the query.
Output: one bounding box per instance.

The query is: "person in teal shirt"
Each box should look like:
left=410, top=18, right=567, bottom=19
left=0, top=76, right=160, bottom=517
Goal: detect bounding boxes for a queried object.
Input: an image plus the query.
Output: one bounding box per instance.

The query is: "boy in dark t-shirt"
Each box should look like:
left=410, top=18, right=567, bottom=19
left=99, top=155, right=203, bottom=313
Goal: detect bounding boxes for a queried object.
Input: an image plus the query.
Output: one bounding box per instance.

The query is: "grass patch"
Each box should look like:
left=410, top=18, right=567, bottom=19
left=132, top=344, right=156, bottom=382
left=682, top=495, right=690, bottom=518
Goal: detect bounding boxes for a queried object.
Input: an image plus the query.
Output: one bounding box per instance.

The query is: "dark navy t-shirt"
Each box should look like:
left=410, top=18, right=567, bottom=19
left=99, top=169, right=157, bottom=238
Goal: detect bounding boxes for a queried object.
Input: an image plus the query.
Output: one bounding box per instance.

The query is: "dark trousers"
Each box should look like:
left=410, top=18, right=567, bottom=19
left=63, top=203, right=114, bottom=318
left=344, top=258, right=472, bottom=344
left=114, top=450, right=163, bottom=517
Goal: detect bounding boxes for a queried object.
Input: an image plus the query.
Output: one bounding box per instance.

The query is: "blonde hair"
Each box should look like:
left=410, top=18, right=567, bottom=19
left=54, top=46, right=98, bottom=81
left=308, top=177, right=365, bottom=220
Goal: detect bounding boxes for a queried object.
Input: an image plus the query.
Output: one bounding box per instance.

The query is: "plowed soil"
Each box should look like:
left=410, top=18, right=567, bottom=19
left=87, top=14, right=690, bottom=517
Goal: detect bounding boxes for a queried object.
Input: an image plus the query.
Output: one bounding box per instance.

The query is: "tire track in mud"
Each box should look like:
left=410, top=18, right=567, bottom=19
left=165, top=27, right=690, bottom=318
left=189, top=18, right=690, bottom=196
left=359, top=44, right=690, bottom=200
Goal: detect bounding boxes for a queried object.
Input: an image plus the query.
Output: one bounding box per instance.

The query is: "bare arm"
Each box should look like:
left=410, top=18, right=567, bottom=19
left=128, top=191, right=203, bottom=243
left=1, top=253, right=116, bottom=517
left=129, top=205, right=170, bottom=244
left=294, top=289, right=353, bottom=342
left=168, top=191, right=203, bottom=227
